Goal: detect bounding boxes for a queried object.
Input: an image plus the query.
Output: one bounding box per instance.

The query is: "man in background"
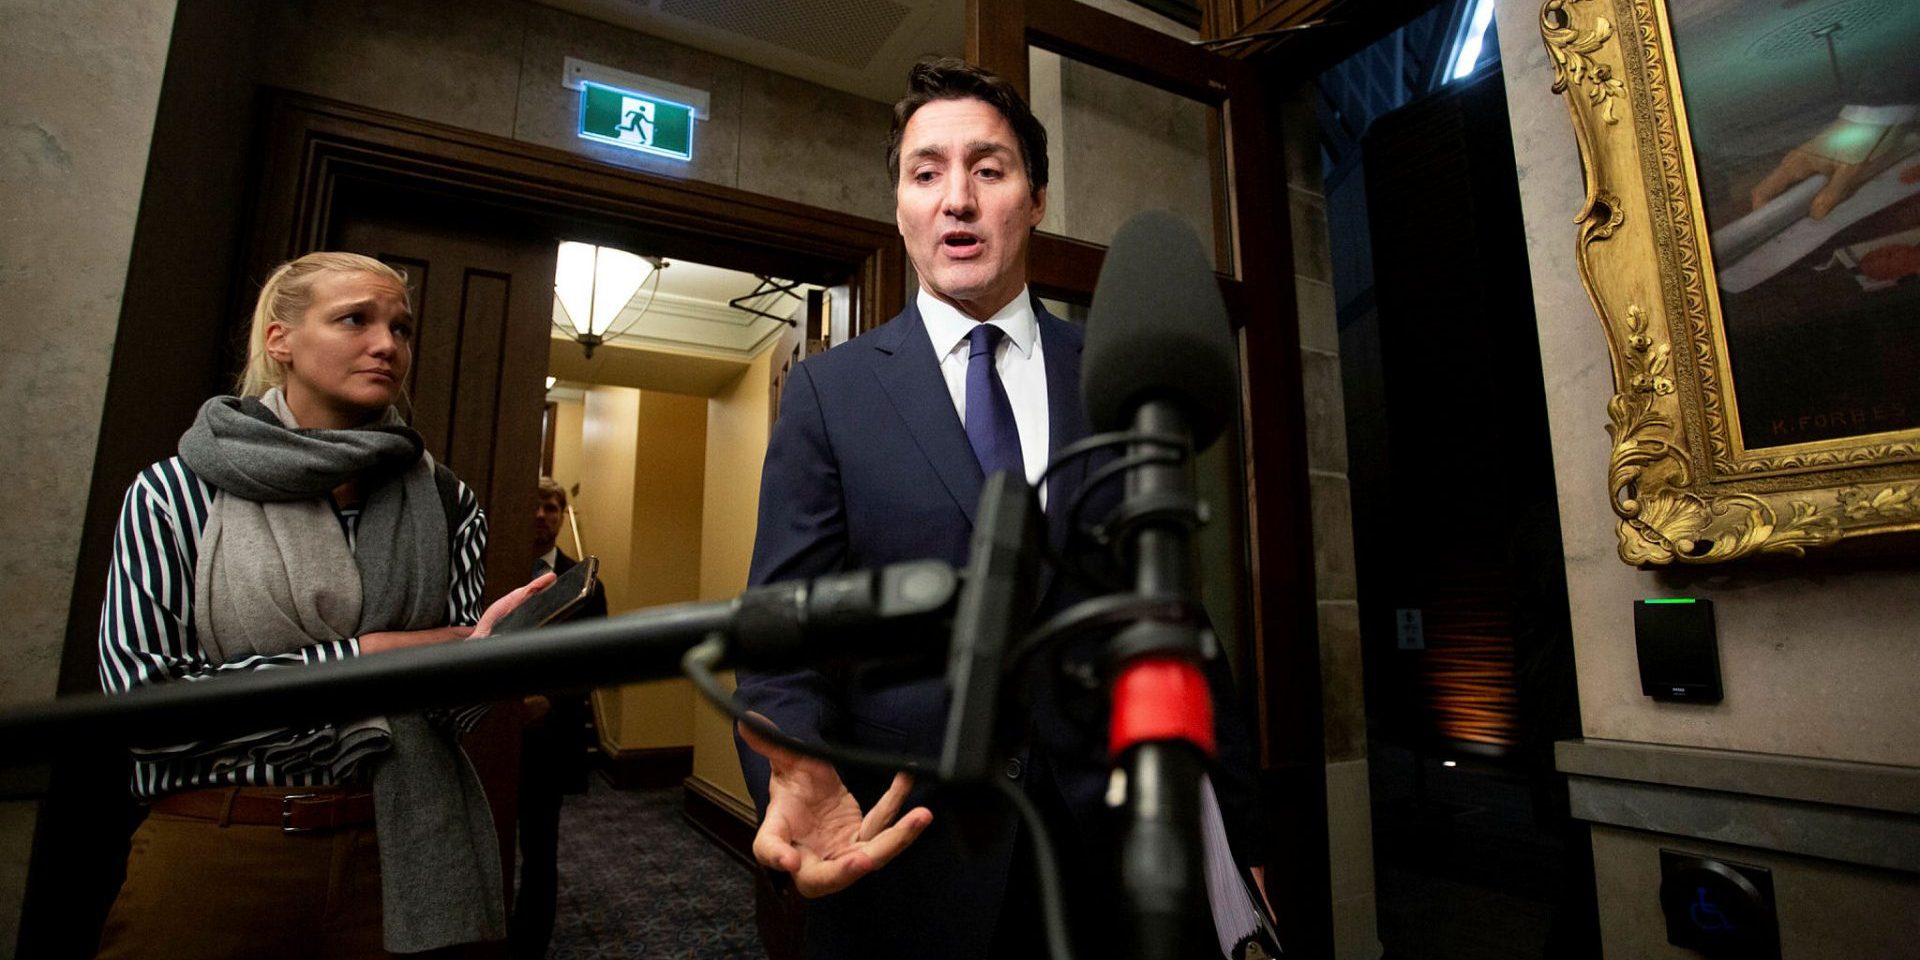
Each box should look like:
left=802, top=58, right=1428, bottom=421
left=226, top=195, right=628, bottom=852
left=510, top=477, right=608, bottom=960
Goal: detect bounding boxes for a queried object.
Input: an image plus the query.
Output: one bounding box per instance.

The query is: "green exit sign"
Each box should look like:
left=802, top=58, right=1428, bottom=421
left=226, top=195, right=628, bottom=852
left=578, top=80, right=695, bottom=161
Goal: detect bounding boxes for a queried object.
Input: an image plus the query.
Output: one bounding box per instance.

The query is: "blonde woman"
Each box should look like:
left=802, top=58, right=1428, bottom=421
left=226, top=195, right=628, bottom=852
left=95, top=252, right=550, bottom=959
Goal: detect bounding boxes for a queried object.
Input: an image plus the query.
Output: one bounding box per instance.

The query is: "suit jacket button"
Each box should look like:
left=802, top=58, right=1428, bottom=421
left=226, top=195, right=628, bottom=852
left=1003, top=758, right=1024, bottom=780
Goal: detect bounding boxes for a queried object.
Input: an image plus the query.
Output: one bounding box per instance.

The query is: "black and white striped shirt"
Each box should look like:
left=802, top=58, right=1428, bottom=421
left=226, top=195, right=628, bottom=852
left=98, top=456, right=489, bottom=800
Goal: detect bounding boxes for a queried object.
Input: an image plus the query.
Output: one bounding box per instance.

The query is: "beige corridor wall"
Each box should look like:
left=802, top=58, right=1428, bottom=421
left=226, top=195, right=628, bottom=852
left=577, top=387, right=706, bottom=753
left=0, top=1, right=180, bottom=950
left=578, top=387, right=642, bottom=612
left=689, top=351, right=777, bottom=808
left=548, top=398, right=585, bottom=518
left=604, top=391, right=706, bottom=752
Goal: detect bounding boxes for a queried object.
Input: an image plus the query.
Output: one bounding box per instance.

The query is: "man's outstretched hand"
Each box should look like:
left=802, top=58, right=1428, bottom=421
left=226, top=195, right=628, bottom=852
left=739, top=715, right=932, bottom=898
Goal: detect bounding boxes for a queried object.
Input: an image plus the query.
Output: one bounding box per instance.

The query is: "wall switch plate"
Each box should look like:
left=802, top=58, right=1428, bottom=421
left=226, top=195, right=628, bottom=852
left=1635, top=598, right=1721, bottom=703
left=1659, top=849, right=1779, bottom=959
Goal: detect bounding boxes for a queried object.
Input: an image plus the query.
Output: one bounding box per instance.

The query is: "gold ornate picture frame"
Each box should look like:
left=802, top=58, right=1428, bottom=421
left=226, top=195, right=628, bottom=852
left=1542, top=0, right=1920, bottom=566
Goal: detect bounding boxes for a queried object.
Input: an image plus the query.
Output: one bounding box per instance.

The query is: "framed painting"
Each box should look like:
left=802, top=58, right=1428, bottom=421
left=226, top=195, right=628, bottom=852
left=1542, top=0, right=1920, bottom=565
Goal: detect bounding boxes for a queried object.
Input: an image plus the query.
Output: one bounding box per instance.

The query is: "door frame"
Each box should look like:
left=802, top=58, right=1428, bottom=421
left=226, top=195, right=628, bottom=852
left=967, top=0, right=1332, bottom=950
left=245, top=90, right=908, bottom=357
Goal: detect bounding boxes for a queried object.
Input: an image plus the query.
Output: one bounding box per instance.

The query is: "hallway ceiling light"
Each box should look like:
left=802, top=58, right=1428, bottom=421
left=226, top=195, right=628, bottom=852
left=553, top=240, right=666, bottom=358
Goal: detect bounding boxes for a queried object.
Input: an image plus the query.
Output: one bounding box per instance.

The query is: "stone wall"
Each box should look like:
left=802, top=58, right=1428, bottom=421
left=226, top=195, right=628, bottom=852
left=0, top=2, right=179, bottom=952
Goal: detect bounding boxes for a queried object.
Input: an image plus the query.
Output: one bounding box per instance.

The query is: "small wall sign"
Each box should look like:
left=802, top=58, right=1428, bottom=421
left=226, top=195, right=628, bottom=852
left=578, top=80, right=695, bottom=162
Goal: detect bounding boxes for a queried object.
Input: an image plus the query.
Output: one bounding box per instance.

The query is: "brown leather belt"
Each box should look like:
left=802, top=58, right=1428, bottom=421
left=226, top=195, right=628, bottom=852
left=150, top=787, right=376, bottom=833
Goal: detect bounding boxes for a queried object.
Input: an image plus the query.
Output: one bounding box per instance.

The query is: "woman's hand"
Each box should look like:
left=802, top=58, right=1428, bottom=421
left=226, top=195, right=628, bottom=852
left=472, top=571, right=558, bottom=639
left=359, top=626, right=473, bottom=654
left=357, top=572, right=555, bottom=653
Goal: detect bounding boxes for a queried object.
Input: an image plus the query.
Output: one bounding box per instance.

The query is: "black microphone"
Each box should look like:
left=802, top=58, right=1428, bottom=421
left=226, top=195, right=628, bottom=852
left=1084, top=209, right=1237, bottom=960
left=1082, top=212, right=1238, bottom=450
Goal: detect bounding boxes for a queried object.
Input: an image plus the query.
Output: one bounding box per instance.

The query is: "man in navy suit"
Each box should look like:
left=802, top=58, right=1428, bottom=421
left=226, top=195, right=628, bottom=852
left=735, top=57, right=1263, bottom=959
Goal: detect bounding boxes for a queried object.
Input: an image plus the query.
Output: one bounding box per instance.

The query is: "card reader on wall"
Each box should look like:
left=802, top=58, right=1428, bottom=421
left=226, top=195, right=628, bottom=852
left=1635, top=598, right=1721, bottom=703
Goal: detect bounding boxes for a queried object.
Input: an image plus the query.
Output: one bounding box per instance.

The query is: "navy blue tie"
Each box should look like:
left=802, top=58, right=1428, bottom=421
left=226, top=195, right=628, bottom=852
left=964, top=324, right=1024, bottom=478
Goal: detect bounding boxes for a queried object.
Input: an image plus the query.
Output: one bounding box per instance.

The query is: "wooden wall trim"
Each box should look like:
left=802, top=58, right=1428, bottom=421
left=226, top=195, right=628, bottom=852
left=1027, top=0, right=1227, bottom=104
left=598, top=745, right=696, bottom=790
left=682, top=774, right=758, bottom=868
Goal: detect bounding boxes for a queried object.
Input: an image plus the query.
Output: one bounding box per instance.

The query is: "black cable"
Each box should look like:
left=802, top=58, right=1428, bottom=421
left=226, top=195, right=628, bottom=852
left=1063, top=447, right=1185, bottom=549
left=683, top=634, right=1080, bottom=960
left=1034, top=429, right=1179, bottom=489
left=1034, top=429, right=1190, bottom=595
left=682, top=634, right=929, bottom=775
left=993, top=775, right=1080, bottom=960
left=1008, top=593, right=1204, bottom=676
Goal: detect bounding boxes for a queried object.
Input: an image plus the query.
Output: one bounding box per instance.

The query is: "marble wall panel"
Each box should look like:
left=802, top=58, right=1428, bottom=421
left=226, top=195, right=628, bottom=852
left=1301, top=347, right=1351, bottom=474
left=1290, top=185, right=1334, bottom=284
left=0, top=0, right=179, bottom=941
left=736, top=66, right=893, bottom=223
left=1297, top=276, right=1338, bottom=355
left=1310, top=471, right=1359, bottom=603
left=257, top=0, right=525, bottom=137
left=1326, top=758, right=1383, bottom=958
left=1325, top=757, right=1378, bottom=901
left=0, top=0, right=175, bottom=705
left=1319, top=601, right=1366, bottom=763
left=1055, top=59, right=1218, bottom=265
left=1331, top=892, right=1384, bottom=960
left=1279, top=86, right=1325, bottom=196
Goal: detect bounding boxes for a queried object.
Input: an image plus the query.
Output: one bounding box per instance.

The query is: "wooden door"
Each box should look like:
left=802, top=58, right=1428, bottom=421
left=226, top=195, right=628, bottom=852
left=966, top=0, right=1330, bottom=951
left=333, top=185, right=558, bottom=911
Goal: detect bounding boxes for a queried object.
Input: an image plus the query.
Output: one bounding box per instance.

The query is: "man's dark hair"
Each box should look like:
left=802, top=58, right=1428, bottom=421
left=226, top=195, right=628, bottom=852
left=886, top=56, right=1049, bottom=197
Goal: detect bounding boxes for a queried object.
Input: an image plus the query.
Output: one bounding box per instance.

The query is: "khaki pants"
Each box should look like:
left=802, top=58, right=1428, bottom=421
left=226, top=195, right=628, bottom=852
left=96, top=788, right=492, bottom=960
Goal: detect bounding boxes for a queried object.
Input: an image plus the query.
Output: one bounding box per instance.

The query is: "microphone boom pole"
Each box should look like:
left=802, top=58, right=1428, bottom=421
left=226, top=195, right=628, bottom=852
left=0, top=561, right=958, bottom=766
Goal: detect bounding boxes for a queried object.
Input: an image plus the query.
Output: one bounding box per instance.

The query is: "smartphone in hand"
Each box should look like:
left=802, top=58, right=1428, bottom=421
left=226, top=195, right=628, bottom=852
left=491, top=557, right=599, bottom=635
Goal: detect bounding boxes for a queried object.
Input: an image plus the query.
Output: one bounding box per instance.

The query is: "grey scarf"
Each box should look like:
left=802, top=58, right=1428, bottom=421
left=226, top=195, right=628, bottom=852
left=179, top=389, right=506, bottom=953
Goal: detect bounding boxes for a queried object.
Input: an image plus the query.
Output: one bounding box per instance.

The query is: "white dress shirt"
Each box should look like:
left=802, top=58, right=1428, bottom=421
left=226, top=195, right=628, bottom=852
left=918, top=287, right=1051, bottom=508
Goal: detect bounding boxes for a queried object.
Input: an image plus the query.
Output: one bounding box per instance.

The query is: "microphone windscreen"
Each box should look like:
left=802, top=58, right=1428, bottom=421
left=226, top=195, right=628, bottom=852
left=1083, top=210, right=1237, bottom=450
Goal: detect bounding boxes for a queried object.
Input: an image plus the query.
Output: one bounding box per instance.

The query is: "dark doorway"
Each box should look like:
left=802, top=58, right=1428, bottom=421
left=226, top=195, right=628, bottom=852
left=1321, top=49, right=1600, bottom=960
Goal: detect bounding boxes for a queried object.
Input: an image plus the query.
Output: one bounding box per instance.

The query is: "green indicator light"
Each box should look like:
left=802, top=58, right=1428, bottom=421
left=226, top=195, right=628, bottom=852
left=1643, top=598, right=1697, bottom=604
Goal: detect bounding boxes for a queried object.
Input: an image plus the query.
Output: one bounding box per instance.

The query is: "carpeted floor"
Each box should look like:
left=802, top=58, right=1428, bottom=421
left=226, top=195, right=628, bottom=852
left=544, top=779, right=763, bottom=959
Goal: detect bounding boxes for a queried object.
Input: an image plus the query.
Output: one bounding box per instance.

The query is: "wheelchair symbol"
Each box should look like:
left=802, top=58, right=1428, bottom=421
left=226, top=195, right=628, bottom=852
left=1690, top=886, right=1734, bottom=932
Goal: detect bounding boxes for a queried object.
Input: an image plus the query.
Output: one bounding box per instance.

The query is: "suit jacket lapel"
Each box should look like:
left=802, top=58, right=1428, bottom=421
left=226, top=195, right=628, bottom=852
left=872, top=301, right=983, bottom=527
left=1039, top=309, right=1090, bottom=553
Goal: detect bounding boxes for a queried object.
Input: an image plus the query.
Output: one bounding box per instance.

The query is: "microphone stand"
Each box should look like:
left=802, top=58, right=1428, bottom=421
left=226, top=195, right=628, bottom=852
left=0, top=561, right=959, bottom=765
left=1107, top=402, right=1215, bottom=960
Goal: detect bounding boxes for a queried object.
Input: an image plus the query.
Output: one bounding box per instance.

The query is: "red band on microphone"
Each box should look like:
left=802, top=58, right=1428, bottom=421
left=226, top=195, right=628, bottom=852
left=1109, top=657, right=1215, bottom=757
